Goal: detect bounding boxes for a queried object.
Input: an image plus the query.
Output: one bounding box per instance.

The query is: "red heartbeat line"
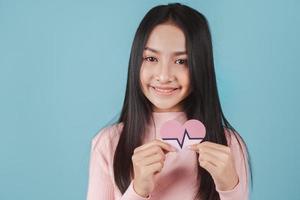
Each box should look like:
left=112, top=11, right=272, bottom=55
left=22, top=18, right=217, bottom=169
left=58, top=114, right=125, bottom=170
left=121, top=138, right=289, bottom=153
left=162, top=129, right=204, bottom=149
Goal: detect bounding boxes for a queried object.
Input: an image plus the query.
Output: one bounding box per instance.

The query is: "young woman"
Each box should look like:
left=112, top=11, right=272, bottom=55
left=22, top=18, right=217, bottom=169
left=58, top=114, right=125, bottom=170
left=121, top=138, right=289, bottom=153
left=87, top=3, right=251, bottom=200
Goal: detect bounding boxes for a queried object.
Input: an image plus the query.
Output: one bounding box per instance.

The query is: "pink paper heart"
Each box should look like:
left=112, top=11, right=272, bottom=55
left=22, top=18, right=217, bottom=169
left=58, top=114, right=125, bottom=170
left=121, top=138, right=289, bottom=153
left=160, top=119, right=206, bottom=150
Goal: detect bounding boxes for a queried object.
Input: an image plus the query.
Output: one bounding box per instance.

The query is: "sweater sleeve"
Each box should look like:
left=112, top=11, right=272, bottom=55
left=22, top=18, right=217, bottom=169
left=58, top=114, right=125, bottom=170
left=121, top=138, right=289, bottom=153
left=86, top=128, right=151, bottom=200
left=216, top=133, right=250, bottom=200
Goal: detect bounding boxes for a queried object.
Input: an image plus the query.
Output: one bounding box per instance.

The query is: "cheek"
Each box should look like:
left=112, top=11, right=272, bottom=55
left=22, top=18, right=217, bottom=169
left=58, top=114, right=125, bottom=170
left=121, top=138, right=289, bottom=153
left=178, top=70, right=190, bottom=89
left=140, top=65, right=151, bottom=88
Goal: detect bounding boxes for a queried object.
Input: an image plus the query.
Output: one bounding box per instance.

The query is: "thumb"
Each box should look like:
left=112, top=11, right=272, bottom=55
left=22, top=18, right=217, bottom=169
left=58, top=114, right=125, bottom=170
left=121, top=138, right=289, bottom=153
left=187, top=144, right=199, bottom=152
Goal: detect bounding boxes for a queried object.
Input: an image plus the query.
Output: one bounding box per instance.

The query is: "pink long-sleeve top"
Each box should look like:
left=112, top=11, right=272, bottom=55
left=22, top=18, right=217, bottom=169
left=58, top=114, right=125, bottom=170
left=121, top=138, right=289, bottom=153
left=86, top=111, right=249, bottom=200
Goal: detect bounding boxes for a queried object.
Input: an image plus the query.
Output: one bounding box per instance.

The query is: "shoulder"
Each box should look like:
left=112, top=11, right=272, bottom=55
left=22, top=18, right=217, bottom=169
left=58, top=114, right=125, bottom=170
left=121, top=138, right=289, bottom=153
left=91, top=122, right=124, bottom=152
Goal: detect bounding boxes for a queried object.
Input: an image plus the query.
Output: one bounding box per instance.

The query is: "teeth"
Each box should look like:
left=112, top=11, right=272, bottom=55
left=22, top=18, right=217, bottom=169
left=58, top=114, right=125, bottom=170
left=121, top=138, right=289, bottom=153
left=154, top=87, right=176, bottom=93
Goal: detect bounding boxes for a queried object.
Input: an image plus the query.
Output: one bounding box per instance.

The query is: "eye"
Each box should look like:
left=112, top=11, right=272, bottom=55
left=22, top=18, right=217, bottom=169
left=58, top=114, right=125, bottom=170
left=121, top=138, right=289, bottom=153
left=175, top=59, right=187, bottom=65
left=144, top=56, right=158, bottom=62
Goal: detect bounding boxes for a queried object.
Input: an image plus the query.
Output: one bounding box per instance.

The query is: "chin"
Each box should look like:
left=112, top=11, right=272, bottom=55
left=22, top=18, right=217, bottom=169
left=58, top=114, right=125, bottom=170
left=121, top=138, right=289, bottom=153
left=152, top=102, right=181, bottom=112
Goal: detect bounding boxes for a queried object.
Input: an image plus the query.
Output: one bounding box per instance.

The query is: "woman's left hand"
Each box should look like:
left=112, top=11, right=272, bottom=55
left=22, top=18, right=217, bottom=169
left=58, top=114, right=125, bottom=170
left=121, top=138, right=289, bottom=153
left=188, top=141, right=239, bottom=191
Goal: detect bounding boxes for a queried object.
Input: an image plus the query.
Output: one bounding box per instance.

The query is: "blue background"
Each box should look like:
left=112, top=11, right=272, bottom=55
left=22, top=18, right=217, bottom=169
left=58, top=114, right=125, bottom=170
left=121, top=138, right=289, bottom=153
left=1, top=0, right=299, bottom=199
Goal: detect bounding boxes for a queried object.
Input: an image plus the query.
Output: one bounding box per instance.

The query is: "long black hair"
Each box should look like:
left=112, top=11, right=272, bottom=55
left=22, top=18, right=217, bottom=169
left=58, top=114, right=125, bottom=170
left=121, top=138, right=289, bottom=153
left=113, top=3, right=252, bottom=200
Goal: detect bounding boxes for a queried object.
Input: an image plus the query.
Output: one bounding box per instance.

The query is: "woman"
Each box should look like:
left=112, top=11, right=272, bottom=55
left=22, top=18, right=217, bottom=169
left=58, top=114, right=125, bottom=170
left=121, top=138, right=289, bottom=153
left=87, top=3, right=251, bottom=200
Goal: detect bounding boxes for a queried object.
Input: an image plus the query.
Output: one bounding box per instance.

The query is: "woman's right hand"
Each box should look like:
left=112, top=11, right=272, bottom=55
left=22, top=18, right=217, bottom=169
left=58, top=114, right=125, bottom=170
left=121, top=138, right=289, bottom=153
left=131, top=139, right=177, bottom=198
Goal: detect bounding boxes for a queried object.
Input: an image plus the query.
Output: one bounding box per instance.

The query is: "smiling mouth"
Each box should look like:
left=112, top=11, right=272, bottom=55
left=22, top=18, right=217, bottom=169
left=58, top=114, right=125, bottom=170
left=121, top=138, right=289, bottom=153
left=150, top=86, right=179, bottom=95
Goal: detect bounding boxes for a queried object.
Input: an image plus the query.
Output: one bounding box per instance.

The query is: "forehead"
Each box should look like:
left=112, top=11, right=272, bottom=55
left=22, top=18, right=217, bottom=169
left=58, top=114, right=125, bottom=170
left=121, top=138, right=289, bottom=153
left=145, top=23, right=186, bottom=53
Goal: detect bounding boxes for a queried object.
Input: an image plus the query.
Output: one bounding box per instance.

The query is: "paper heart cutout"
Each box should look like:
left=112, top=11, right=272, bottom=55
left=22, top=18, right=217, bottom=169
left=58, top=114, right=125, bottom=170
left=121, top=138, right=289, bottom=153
left=160, top=119, right=206, bottom=150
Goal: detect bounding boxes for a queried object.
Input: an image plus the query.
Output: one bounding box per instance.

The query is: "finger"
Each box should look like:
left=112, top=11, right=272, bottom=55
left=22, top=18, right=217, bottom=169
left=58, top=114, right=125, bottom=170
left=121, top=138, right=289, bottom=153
left=137, top=153, right=165, bottom=167
left=133, top=145, right=165, bottom=162
left=188, top=141, right=229, bottom=154
left=141, top=139, right=176, bottom=152
left=199, top=159, right=217, bottom=176
left=198, top=150, right=223, bottom=167
left=200, top=145, right=229, bottom=157
left=199, top=145, right=232, bottom=165
left=187, top=143, right=200, bottom=152
left=134, top=139, right=176, bottom=153
left=196, top=144, right=231, bottom=165
left=147, top=162, right=164, bottom=175
left=199, top=141, right=230, bottom=152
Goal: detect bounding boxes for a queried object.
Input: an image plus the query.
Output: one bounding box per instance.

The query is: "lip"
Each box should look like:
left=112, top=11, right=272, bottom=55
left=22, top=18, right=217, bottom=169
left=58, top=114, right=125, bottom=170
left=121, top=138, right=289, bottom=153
left=150, top=86, right=180, bottom=96
left=151, top=85, right=179, bottom=90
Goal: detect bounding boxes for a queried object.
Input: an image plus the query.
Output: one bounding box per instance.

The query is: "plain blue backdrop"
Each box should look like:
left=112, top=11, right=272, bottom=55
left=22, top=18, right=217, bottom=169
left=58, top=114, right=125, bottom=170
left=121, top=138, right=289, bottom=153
left=0, top=0, right=299, bottom=199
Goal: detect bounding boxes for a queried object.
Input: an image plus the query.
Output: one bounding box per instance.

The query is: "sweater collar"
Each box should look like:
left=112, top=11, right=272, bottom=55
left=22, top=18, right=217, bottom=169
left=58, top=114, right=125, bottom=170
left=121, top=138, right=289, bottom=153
left=152, top=111, right=187, bottom=126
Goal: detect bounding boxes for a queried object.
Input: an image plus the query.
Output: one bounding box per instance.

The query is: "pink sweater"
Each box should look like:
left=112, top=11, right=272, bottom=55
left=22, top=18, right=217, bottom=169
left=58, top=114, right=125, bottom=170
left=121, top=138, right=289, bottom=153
left=86, top=111, right=249, bottom=200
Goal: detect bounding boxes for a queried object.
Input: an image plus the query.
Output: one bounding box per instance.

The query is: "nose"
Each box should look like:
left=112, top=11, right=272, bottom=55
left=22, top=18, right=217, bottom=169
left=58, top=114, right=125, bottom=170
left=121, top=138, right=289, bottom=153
left=156, top=60, right=174, bottom=83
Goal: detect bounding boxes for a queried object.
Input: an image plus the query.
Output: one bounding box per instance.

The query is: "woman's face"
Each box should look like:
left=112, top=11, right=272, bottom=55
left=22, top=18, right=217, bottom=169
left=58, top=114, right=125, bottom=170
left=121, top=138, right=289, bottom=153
left=140, top=23, right=191, bottom=112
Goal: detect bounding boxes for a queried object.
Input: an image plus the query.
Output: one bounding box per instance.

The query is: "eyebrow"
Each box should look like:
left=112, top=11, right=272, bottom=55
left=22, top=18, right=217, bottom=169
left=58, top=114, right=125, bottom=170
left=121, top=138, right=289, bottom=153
left=144, top=47, right=187, bottom=56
